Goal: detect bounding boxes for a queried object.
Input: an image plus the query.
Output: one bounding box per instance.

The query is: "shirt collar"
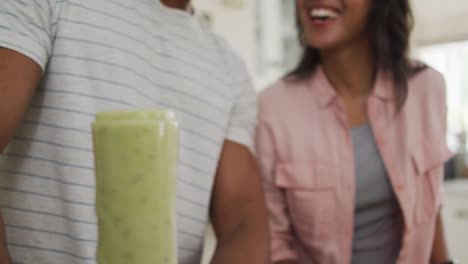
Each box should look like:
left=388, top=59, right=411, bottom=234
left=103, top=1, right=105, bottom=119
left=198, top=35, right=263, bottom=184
left=309, top=66, right=395, bottom=108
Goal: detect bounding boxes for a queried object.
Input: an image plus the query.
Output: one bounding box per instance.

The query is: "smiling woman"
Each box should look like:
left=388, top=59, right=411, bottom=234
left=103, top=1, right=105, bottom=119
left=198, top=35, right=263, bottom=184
left=291, top=0, right=421, bottom=110
left=256, top=0, right=454, bottom=263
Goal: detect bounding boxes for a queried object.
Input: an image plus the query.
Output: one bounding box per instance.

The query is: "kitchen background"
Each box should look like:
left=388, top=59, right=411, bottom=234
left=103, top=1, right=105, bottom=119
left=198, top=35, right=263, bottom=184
left=192, top=0, right=468, bottom=263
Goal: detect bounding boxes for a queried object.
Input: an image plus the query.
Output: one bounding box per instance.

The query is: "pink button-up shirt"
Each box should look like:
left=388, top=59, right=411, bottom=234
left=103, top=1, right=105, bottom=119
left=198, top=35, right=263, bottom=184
left=256, top=66, right=452, bottom=264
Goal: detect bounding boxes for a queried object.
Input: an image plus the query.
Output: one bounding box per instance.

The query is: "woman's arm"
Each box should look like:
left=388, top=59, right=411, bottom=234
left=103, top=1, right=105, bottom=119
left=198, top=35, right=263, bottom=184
left=430, top=72, right=453, bottom=264
left=430, top=210, right=450, bottom=264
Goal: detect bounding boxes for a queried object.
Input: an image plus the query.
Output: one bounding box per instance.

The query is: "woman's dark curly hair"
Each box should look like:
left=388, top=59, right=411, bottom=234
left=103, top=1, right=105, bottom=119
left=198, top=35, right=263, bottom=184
left=288, top=0, right=426, bottom=110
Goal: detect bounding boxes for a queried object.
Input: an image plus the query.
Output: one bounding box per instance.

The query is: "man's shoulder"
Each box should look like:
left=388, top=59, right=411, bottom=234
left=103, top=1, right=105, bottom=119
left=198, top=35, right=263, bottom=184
left=207, top=33, right=246, bottom=71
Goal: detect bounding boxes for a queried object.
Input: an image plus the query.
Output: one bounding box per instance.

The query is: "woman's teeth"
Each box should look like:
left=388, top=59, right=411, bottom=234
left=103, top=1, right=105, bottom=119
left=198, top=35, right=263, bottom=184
left=310, top=8, right=338, bottom=20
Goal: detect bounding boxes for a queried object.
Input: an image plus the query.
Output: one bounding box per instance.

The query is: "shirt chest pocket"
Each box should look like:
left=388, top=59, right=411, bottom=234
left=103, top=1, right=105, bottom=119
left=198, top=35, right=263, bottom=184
left=410, top=142, right=451, bottom=224
left=274, top=161, right=338, bottom=242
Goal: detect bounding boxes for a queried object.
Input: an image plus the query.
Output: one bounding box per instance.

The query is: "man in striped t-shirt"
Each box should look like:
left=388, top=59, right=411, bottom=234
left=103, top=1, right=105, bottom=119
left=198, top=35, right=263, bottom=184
left=0, top=0, right=269, bottom=263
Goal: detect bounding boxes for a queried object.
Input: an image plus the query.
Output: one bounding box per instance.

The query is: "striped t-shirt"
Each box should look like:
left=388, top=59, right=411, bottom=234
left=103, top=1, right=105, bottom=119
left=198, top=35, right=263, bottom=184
left=0, top=1, right=257, bottom=263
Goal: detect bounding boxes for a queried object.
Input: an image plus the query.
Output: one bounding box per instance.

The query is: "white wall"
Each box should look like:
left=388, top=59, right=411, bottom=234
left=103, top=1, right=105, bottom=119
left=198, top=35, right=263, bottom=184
left=413, top=0, right=468, bottom=46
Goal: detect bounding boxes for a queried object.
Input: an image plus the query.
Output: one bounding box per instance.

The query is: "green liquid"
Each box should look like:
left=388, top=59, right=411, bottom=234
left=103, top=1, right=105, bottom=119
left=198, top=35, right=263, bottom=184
left=92, top=110, right=179, bottom=264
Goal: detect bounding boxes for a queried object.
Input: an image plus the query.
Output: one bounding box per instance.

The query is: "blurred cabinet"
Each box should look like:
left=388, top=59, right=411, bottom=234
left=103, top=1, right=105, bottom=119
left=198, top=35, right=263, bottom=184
left=443, top=180, right=468, bottom=263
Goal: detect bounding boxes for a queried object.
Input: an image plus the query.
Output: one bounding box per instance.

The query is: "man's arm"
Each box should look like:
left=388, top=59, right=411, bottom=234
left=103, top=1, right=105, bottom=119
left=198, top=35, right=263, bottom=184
left=0, top=48, right=42, bottom=151
left=210, top=140, right=270, bottom=264
left=0, top=214, right=11, bottom=264
left=0, top=48, right=43, bottom=264
left=431, top=210, right=450, bottom=264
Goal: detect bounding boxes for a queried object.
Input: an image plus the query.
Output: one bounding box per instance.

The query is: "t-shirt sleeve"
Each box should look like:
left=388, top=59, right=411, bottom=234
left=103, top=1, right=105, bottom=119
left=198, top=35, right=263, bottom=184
left=222, top=46, right=257, bottom=153
left=0, top=0, right=56, bottom=70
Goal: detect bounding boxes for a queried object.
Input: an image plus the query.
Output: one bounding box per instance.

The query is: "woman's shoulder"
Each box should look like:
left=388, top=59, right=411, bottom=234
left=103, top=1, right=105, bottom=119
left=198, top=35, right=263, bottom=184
left=406, top=63, right=447, bottom=124
left=259, top=79, right=286, bottom=103
left=257, top=80, right=286, bottom=121
left=409, top=62, right=445, bottom=95
left=258, top=78, right=307, bottom=109
left=409, top=63, right=446, bottom=100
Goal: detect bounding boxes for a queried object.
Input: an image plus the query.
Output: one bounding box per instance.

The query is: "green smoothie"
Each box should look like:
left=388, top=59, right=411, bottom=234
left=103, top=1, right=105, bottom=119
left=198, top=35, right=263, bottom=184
left=92, top=110, right=179, bottom=264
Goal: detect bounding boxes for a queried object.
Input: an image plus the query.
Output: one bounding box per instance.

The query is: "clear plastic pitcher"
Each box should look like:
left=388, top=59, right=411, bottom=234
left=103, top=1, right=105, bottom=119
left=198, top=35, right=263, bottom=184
left=92, top=110, right=179, bottom=264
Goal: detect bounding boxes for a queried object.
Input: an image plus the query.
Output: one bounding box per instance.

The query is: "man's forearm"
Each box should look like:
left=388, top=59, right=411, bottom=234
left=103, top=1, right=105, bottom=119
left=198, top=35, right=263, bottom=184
left=431, top=210, right=450, bottom=264
left=0, top=212, right=11, bottom=264
left=210, top=214, right=269, bottom=264
left=210, top=197, right=269, bottom=264
left=209, top=141, right=270, bottom=263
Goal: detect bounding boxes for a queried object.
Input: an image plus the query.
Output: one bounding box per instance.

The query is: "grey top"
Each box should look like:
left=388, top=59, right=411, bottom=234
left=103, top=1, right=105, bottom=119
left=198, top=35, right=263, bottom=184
left=351, top=124, right=403, bottom=264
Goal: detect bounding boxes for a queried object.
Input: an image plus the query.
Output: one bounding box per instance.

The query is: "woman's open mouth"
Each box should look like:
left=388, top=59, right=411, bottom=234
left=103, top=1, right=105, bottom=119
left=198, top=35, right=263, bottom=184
left=309, top=7, right=340, bottom=25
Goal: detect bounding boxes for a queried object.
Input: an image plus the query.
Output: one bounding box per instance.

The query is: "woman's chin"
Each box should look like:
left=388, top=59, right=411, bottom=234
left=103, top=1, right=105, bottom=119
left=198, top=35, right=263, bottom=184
left=307, top=41, right=339, bottom=52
